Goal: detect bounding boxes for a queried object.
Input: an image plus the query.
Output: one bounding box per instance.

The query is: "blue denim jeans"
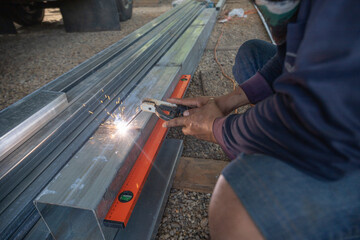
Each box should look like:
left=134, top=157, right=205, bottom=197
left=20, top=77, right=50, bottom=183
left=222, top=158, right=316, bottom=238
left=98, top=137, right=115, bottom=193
left=222, top=40, right=360, bottom=240
left=232, top=39, right=276, bottom=84
left=223, top=154, right=360, bottom=240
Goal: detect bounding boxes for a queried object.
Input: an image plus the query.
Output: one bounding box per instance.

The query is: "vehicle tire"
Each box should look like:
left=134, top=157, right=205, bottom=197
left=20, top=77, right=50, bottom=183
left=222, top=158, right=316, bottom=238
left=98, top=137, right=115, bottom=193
left=117, top=0, right=133, bottom=22
left=11, top=3, right=44, bottom=26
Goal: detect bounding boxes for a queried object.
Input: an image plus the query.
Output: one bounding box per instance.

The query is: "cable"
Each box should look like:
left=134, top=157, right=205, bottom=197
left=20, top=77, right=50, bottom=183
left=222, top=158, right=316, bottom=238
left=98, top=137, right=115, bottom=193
left=214, top=22, right=237, bottom=90
left=214, top=10, right=257, bottom=113
left=214, top=9, right=257, bottom=91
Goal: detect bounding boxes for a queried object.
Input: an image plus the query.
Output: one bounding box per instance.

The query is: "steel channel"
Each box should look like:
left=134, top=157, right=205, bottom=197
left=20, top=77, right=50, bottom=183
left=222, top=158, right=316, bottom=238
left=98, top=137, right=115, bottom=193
left=157, top=8, right=217, bottom=75
left=6, top=209, right=40, bottom=240
left=33, top=67, right=180, bottom=239
left=34, top=7, right=207, bottom=240
left=23, top=217, right=51, bottom=240
left=0, top=0, right=196, bottom=181
left=0, top=1, right=197, bottom=186
left=41, top=0, right=193, bottom=94
left=63, top=2, right=198, bottom=103
left=0, top=1, right=199, bottom=200
left=1, top=1, right=202, bottom=212
left=215, top=0, right=226, bottom=11
left=0, top=9, right=201, bottom=223
left=0, top=0, right=195, bottom=178
left=8, top=5, right=208, bottom=238
left=0, top=91, right=68, bottom=162
left=0, top=4, right=204, bottom=239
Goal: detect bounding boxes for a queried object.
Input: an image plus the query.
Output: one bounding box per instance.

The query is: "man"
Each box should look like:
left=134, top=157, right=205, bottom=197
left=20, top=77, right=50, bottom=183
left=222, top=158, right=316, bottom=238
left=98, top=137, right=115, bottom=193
left=163, top=0, right=360, bottom=239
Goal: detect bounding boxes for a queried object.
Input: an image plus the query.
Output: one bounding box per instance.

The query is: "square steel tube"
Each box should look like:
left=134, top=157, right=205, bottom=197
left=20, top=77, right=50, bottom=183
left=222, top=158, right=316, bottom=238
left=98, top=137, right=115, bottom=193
left=156, top=8, right=217, bottom=75
left=35, top=66, right=182, bottom=240
left=34, top=8, right=217, bottom=240
left=0, top=91, right=68, bottom=162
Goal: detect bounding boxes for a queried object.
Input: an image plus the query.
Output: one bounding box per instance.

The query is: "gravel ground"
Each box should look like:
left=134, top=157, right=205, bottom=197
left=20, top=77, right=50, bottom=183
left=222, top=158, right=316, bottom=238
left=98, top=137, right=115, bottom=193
left=0, top=2, right=268, bottom=239
left=157, top=189, right=211, bottom=240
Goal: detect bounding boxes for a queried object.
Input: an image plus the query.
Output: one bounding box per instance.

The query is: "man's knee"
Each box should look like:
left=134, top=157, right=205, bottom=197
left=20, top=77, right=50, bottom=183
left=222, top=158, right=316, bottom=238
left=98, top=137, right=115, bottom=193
left=236, top=39, right=269, bottom=62
left=239, top=39, right=266, bottom=53
left=209, top=175, right=264, bottom=240
left=233, top=39, right=270, bottom=84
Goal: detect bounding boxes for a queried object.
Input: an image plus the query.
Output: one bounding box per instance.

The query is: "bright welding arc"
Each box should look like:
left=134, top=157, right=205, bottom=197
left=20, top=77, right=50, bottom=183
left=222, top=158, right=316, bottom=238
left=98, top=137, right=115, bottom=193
left=114, top=110, right=142, bottom=135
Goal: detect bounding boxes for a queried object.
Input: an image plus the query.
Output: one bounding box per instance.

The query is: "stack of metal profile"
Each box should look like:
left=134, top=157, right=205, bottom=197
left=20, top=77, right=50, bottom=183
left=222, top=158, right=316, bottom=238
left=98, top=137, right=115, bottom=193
left=0, top=1, right=218, bottom=239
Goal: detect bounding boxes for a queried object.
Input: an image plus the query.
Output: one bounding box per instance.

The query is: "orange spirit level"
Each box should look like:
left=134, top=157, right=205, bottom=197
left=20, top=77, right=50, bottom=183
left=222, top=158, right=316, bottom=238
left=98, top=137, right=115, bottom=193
left=104, top=75, right=191, bottom=228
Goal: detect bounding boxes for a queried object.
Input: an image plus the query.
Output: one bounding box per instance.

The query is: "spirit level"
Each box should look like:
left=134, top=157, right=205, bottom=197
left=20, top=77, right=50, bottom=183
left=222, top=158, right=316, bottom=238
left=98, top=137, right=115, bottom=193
left=104, top=75, right=191, bottom=228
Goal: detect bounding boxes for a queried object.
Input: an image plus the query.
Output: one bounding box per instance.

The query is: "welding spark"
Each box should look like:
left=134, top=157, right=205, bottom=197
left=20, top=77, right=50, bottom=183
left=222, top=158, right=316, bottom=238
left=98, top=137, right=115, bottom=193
left=114, top=118, right=129, bottom=135
left=113, top=110, right=142, bottom=136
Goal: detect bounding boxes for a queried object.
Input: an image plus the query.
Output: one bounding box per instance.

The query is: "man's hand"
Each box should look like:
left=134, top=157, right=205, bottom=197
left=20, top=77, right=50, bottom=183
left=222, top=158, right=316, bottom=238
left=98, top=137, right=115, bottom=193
left=168, top=86, right=250, bottom=116
left=162, top=99, right=224, bottom=143
left=167, top=96, right=212, bottom=108
left=163, top=86, right=249, bottom=142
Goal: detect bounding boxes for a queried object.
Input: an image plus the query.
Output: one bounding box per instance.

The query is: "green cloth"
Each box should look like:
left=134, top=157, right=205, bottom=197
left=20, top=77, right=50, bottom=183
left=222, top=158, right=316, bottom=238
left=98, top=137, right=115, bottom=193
left=254, top=0, right=300, bottom=44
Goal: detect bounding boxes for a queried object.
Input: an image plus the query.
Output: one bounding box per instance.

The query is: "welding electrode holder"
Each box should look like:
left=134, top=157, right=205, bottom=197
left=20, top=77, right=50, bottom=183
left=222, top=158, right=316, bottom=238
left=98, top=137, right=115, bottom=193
left=154, top=104, right=190, bottom=121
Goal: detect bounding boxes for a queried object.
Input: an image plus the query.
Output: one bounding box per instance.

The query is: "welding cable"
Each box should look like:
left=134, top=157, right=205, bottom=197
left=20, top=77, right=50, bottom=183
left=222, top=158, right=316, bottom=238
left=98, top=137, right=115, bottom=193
left=214, top=10, right=257, bottom=113
left=214, top=21, right=237, bottom=90
left=214, top=9, right=257, bottom=91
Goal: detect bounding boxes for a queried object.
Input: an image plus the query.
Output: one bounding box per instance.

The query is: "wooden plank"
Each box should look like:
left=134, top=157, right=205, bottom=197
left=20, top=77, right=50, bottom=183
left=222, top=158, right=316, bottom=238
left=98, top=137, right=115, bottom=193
left=173, top=157, right=229, bottom=193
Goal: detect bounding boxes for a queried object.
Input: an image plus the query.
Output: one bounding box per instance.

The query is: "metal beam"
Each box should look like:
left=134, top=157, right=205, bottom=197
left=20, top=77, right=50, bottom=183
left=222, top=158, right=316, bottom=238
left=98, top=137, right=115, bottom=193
left=23, top=218, right=52, bottom=240
left=0, top=0, right=200, bottom=202
left=157, top=8, right=217, bottom=75
left=0, top=2, right=202, bottom=239
left=35, top=5, right=216, bottom=240
left=0, top=1, right=198, bottom=196
left=215, top=0, right=226, bottom=11
left=35, top=66, right=182, bottom=240
left=0, top=91, right=68, bottom=162
left=0, top=1, right=217, bottom=239
left=43, top=0, right=193, bottom=95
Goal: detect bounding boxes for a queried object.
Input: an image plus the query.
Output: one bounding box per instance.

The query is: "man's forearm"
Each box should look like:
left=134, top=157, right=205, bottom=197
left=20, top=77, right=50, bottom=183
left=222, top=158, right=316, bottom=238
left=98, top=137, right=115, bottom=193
left=215, top=86, right=250, bottom=115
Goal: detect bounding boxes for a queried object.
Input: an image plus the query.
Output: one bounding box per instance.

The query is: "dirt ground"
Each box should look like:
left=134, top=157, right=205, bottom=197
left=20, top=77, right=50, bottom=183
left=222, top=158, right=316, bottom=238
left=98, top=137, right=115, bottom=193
left=0, top=1, right=269, bottom=239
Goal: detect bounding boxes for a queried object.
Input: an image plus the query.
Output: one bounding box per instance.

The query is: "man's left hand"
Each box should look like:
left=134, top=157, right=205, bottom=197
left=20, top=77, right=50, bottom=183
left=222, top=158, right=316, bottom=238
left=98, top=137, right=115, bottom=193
left=162, top=99, right=224, bottom=143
